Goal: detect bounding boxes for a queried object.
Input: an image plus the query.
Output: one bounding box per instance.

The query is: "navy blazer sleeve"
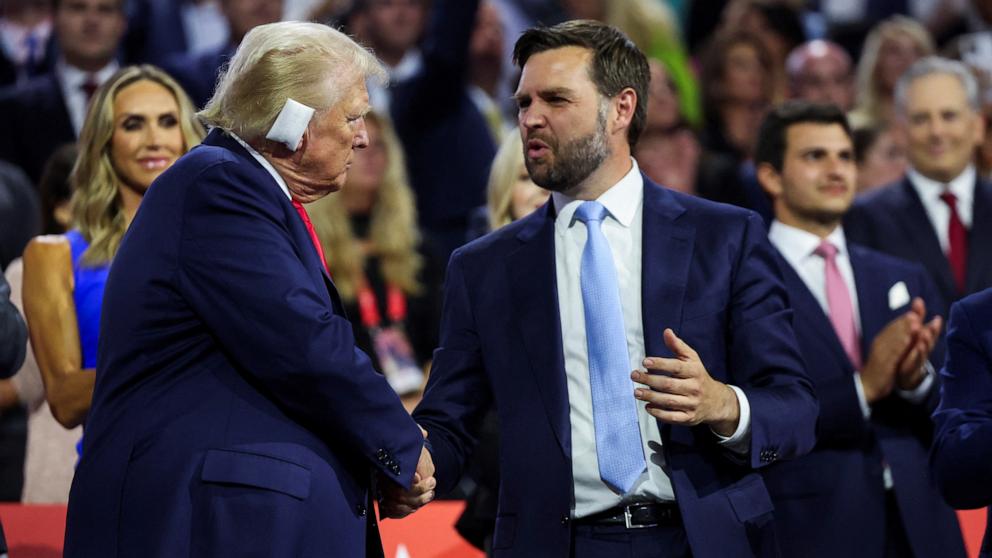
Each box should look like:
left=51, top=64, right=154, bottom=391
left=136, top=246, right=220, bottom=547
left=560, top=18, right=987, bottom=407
left=931, top=291, right=992, bottom=509
left=0, top=272, right=25, bottom=377
left=177, top=160, right=424, bottom=487
left=725, top=213, right=819, bottom=468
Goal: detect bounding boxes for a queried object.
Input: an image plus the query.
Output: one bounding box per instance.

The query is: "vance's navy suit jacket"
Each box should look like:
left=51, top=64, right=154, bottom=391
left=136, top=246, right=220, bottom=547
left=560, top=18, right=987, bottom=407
left=932, top=287, right=992, bottom=558
left=63, top=130, right=424, bottom=557
left=845, top=176, right=992, bottom=312
left=765, top=242, right=965, bottom=558
left=414, top=178, right=818, bottom=558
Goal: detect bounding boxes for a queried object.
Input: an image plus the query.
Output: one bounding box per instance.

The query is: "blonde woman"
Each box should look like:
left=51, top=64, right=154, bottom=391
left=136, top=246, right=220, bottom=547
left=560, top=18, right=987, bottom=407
left=852, top=16, right=935, bottom=124
left=485, top=133, right=549, bottom=231
left=22, top=65, right=203, bottom=430
left=309, top=111, right=442, bottom=398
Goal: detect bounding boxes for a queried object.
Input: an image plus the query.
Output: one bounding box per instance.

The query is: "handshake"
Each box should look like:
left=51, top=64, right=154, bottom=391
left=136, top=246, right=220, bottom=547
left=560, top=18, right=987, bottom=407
left=379, top=427, right=436, bottom=519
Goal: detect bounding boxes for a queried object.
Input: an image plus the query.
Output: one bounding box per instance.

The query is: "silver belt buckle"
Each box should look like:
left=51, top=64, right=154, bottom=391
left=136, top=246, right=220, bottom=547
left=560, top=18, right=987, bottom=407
left=623, top=504, right=656, bottom=529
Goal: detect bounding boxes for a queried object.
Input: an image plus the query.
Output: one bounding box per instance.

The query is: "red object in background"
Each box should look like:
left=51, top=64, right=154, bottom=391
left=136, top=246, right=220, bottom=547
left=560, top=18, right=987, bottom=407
left=0, top=503, right=982, bottom=557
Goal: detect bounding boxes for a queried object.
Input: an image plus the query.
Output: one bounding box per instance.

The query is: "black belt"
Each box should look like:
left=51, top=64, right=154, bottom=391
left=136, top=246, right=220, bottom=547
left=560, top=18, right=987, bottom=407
left=575, top=502, right=681, bottom=529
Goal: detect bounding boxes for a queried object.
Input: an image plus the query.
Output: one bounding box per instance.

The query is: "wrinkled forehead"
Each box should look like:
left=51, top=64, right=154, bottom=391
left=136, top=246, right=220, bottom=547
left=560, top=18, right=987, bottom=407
left=516, top=46, right=595, bottom=94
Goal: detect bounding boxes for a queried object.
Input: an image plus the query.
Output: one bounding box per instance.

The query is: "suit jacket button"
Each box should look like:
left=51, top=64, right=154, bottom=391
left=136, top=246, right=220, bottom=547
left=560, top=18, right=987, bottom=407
left=357, top=504, right=367, bottom=516
left=561, top=515, right=570, bottom=525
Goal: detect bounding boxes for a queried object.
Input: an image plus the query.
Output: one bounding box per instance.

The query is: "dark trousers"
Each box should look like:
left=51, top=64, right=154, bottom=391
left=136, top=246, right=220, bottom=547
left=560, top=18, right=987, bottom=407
left=571, top=523, right=692, bottom=558
left=884, top=491, right=914, bottom=558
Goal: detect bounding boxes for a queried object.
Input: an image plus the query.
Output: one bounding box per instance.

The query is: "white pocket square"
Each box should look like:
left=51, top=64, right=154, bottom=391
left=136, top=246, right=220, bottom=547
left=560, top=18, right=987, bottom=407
left=888, top=281, right=911, bottom=310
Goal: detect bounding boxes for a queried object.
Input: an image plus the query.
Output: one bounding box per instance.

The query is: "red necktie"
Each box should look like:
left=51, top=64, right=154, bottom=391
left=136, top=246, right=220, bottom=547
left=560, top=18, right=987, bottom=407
left=80, top=75, right=99, bottom=102
left=292, top=199, right=329, bottom=273
left=939, top=191, right=968, bottom=294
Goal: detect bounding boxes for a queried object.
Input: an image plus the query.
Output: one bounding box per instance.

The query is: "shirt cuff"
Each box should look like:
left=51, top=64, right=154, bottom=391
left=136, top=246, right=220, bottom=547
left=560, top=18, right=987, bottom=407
left=853, top=372, right=871, bottom=419
left=713, top=385, right=751, bottom=454
left=896, top=361, right=935, bottom=404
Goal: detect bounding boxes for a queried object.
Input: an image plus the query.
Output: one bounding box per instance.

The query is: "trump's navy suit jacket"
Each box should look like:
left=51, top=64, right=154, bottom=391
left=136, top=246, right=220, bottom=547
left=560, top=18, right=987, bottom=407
left=63, top=130, right=424, bottom=557
left=932, top=288, right=992, bottom=558
left=414, top=179, right=818, bottom=558
left=765, top=243, right=965, bottom=558
left=845, top=176, right=992, bottom=311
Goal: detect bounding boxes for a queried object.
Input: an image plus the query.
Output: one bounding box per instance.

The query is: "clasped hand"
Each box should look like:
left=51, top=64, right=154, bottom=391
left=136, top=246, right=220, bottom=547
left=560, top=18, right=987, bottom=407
left=860, top=297, right=941, bottom=402
left=631, top=329, right=740, bottom=437
left=378, top=427, right=436, bottom=519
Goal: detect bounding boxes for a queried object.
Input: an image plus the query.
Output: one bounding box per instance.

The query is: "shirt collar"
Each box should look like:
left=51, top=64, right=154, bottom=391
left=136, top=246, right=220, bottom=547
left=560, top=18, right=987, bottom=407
left=56, top=58, right=119, bottom=89
left=769, top=220, right=848, bottom=265
left=907, top=164, right=975, bottom=207
left=552, top=158, right=643, bottom=228
left=228, top=132, right=292, bottom=200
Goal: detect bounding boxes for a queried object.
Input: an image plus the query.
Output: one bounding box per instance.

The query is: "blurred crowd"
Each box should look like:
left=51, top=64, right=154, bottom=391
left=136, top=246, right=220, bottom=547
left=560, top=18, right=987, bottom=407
left=0, top=0, right=991, bottom=546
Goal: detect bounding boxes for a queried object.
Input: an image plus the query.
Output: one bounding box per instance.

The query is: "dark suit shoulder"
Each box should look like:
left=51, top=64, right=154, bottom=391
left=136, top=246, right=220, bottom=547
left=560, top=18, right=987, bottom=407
left=0, top=73, right=60, bottom=107
left=848, top=242, right=928, bottom=276
left=957, top=288, right=992, bottom=314
left=850, top=178, right=911, bottom=213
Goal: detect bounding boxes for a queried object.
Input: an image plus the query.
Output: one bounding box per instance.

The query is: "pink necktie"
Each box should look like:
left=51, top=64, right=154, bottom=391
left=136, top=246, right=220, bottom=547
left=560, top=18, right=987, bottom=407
left=815, top=240, right=862, bottom=368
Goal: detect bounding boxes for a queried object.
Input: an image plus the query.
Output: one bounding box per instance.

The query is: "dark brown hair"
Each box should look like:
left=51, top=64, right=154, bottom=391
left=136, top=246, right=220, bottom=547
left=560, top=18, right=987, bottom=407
left=513, top=20, right=650, bottom=148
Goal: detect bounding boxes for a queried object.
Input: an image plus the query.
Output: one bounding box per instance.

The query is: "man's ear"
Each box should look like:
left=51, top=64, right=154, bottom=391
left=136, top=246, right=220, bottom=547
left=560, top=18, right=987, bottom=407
left=756, top=162, right=783, bottom=199
left=612, top=87, right=637, bottom=135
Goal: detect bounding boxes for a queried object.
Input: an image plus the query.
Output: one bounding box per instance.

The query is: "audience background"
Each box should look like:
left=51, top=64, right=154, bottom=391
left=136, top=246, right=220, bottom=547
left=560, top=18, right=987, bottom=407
left=1, top=5, right=992, bottom=555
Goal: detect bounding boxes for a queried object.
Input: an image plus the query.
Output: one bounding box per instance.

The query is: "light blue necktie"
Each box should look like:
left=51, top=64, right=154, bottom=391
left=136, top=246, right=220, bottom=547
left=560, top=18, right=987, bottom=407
left=574, top=200, right=645, bottom=494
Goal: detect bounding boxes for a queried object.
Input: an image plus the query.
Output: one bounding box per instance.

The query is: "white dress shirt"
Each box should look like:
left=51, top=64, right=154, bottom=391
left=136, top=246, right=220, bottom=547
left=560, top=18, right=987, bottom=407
left=768, top=221, right=934, bottom=421
left=56, top=60, right=119, bottom=136
left=907, top=165, right=976, bottom=254
left=554, top=159, right=751, bottom=517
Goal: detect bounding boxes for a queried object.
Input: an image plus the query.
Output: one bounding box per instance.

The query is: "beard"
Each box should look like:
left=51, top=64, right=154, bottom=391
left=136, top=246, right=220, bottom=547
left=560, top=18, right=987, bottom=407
left=525, top=105, right=611, bottom=193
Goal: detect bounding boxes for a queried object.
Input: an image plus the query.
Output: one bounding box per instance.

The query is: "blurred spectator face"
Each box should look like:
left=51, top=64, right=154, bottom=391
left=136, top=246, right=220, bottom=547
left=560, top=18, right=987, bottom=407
left=560, top=0, right=604, bottom=20
left=509, top=163, right=548, bottom=220
left=366, top=0, right=424, bottom=59
left=345, top=116, right=387, bottom=197
left=634, top=127, right=700, bottom=194
left=109, top=79, right=184, bottom=193
left=766, top=123, right=856, bottom=225
left=902, top=72, right=985, bottom=182
left=470, top=1, right=504, bottom=65
left=876, top=32, right=926, bottom=94
left=55, top=0, right=125, bottom=70
left=857, top=127, right=907, bottom=191
left=724, top=41, right=766, bottom=105
left=789, top=41, right=855, bottom=111
left=646, top=59, right=681, bottom=132
left=222, top=0, right=283, bottom=43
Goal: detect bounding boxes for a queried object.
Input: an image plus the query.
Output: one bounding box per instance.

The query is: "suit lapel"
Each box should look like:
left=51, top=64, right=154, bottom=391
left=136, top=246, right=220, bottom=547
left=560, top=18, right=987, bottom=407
left=774, top=250, right=853, bottom=372
left=507, top=204, right=570, bottom=456
left=849, top=245, right=895, bottom=358
left=896, top=179, right=957, bottom=299
left=967, top=179, right=992, bottom=296
left=640, top=180, right=694, bottom=357
left=206, top=130, right=346, bottom=316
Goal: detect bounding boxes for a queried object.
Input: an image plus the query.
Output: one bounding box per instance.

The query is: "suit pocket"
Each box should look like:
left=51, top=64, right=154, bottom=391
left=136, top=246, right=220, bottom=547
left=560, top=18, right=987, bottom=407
left=491, top=513, right=516, bottom=550
left=201, top=448, right=311, bottom=500
left=726, top=475, right=775, bottom=524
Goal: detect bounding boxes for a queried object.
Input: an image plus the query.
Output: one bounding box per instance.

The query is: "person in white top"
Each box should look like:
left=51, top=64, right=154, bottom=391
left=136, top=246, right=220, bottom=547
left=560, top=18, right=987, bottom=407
left=756, top=100, right=966, bottom=558
left=406, top=20, right=818, bottom=558
left=846, top=56, right=992, bottom=309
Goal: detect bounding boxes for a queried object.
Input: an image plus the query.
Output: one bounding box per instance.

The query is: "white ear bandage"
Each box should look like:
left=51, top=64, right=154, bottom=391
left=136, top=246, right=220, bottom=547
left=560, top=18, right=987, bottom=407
left=265, top=98, right=315, bottom=152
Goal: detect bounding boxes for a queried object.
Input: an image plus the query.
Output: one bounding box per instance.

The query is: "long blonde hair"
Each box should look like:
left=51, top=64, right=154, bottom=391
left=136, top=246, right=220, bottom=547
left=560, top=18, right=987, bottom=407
left=487, top=133, right=526, bottom=231
left=309, top=112, right=422, bottom=301
left=71, top=65, right=204, bottom=266
left=853, top=16, right=934, bottom=123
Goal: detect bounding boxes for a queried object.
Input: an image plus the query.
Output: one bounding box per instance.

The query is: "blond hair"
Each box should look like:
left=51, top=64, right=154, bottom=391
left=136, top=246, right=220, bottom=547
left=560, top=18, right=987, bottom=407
left=486, top=133, right=527, bottom=231
left=308, top=112, right=422, bottom=301
left=853, top=16, right=934, bottom=123
left=199, top=21, right=387, bottom=140
left=71, top=65, right=204, bottom=266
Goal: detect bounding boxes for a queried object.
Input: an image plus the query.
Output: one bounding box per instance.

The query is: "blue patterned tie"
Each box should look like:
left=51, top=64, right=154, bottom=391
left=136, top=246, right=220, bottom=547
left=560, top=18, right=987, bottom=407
left=574, top=201, right=645, bottom=493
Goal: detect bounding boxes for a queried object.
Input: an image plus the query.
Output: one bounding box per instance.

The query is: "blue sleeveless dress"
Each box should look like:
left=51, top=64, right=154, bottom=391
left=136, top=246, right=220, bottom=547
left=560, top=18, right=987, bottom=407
left=65, top=230, right=109, bottom=455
